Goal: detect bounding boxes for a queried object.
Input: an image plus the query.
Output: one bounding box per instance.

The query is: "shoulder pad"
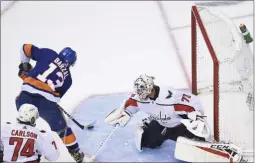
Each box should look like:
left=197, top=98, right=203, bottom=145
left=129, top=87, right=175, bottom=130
left=40, top=130, right=46, bottom=133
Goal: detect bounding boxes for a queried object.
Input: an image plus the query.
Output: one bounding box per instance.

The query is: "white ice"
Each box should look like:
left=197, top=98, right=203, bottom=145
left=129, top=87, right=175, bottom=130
left=1, top=1, right=253, bottom=162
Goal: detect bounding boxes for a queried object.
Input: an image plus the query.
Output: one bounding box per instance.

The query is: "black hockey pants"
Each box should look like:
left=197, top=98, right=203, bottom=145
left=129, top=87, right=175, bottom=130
left=141, top=120, right=205, bottom=149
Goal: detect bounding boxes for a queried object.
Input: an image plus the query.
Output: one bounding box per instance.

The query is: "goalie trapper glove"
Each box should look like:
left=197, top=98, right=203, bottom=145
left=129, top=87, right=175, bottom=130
left=18, top=62, right=33, bottom=77
left=187, top=111, right=206, bottom=121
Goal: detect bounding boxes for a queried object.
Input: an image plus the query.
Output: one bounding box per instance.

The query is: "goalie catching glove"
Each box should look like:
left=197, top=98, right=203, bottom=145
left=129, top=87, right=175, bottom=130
left=187, top=110, right=207, bottom=121
left=181, top=111, right=211, bottom=140
left=104, top=100, right=133, bottom=127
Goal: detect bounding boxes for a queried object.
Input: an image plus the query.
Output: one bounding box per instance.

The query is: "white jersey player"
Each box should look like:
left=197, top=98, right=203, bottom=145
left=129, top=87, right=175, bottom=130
left=105, top=74, right=247, bottom=162
left=1, top=104, right=60, bottom=163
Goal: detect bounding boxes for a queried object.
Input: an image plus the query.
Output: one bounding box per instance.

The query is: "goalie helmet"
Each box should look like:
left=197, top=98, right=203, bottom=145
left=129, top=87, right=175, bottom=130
left=133, top=74, right=155, bottom=100
left=17, top=104, right=39, bottom=126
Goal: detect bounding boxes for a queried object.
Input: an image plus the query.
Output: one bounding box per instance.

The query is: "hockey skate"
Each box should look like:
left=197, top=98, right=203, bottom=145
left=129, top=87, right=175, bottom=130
left=69, top=150, right=85, bottom=163
left=69, top=149, right=96, bottom=163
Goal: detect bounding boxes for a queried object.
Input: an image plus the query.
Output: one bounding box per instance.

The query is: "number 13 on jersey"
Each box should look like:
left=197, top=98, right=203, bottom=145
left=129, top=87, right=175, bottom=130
left=37, top=63, right=64, bottom=91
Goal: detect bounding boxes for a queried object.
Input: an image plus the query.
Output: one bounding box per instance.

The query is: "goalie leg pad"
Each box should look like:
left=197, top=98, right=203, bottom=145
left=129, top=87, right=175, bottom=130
left=135, top=125, right=144, bottom=152
left=175, top=137, right=246, bottom=162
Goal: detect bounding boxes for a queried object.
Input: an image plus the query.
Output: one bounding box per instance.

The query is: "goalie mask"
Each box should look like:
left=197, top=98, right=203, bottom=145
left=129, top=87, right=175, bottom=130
left=134, top=74, right=155, bottom=100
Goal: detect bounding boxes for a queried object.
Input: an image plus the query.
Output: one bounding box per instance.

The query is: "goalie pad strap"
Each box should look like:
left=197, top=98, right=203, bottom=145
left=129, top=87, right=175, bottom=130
left=124, top=110, right=132, bottom=117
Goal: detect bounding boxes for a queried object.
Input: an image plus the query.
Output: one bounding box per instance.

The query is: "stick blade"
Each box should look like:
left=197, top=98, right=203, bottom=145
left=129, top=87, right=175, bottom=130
left=84, top=120, right=97, bottom=130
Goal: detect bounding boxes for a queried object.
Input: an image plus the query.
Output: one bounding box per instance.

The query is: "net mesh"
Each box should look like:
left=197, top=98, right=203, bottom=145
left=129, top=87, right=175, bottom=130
left=194, top=6, right=253, bottom=150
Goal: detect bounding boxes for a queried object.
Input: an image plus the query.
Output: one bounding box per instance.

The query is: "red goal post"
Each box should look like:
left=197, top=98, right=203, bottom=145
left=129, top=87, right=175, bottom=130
left=191, top=5, right=220, bottom=142
left=191, top=5, right=253, bottom=152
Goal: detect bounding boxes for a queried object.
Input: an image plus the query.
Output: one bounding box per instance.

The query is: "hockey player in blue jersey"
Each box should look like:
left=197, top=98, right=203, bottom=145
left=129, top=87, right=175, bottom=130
left=15, top=44, right=88, bottom=163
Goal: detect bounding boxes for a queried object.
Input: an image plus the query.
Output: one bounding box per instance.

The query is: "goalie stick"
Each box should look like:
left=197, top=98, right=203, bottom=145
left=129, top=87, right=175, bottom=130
left=57, top=104, right=96, bottom=130
left=91, top=124, right=119, bottom=161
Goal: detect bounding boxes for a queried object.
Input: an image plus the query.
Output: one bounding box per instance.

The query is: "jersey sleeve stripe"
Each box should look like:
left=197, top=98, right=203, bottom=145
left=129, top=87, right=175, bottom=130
left=23, top=44, right=33, bottom=58
left=19, top=74, right=28, bottom=80
left=23, top=77, right=60, bottom=96
left=61, top=133, right=76, bottom=146
left=125, top=98, right=138, bottom=108
left=174, top=104, right=195, bottom=113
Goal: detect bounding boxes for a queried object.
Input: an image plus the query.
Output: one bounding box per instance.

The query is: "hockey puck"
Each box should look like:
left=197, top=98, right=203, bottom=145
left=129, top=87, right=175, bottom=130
left=87, top=125, right=94, bottom=129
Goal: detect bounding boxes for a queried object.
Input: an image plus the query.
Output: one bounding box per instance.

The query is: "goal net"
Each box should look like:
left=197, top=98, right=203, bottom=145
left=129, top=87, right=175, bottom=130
left=191, top=5, right=253, bottom=153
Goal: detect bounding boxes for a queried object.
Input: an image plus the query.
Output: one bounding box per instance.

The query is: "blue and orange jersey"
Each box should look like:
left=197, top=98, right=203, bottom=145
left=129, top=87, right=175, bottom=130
left=20, top=44, right=72, bottom=103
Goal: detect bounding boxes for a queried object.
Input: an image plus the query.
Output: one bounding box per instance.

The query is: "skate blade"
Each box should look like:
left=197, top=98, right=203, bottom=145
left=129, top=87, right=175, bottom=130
left=83, top=155, right=97, bottom=162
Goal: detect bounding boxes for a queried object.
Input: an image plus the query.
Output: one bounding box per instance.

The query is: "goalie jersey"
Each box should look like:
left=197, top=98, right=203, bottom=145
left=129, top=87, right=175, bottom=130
left=124, top=86, right=204, bottom=128
left=1, top=122, right=59, bottom=162
left=20, top=44, right=72, bottom=103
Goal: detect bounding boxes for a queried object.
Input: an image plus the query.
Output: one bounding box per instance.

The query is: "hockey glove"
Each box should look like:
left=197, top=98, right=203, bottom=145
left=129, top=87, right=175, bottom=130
left=105, top=108, right=132, bottom=127
left=18, top=62, right=33, bottom=79
left=182, top=111, right=210, bottom=140
left=187, top=111, right=206, bottom=121
left=136, top=117, right=151, bottom=129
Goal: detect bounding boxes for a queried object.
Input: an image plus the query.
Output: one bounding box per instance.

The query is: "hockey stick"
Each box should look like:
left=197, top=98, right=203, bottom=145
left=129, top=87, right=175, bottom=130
left=91, top=124, right=119, bottom=161
left=57, top=105, right=96, bottom=130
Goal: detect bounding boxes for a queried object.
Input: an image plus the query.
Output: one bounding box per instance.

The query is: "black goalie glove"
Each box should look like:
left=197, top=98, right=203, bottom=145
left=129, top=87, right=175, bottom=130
left=141, top=117, right=153, bottom=129
left=18, top=62, right=33, bottom=77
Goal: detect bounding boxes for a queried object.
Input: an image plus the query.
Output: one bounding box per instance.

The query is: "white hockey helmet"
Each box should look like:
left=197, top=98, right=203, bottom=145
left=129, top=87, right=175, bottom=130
left=17, top=104, right=39, bottom=126
left=133, top=74, right=155, bottom=100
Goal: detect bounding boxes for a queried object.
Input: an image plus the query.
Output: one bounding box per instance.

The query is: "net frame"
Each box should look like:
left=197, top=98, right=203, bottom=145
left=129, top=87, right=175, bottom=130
left=191, top=5, right=253, bottom=160
left=191, top=5, right=220, bottom=142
